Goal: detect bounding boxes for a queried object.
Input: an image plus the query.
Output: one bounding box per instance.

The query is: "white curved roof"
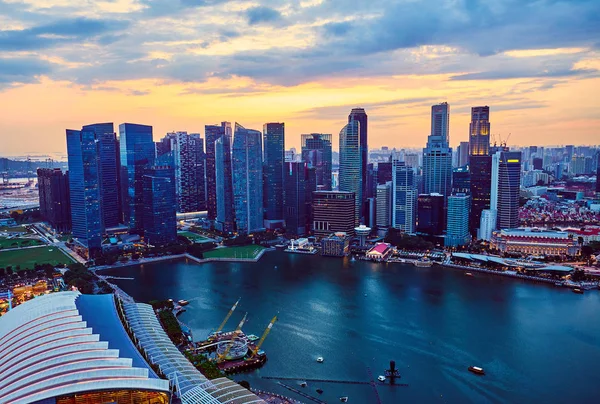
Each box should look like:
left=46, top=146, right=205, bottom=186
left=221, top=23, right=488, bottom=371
left=0, top=291, right=170, bottom=404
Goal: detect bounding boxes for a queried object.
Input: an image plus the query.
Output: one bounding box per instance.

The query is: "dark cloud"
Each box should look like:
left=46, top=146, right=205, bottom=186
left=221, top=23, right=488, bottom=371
left=0, top=17, right=127, bottom=51
left=0, top=57, right=53, bottom=87
left=321, top=21, right=353, bottom=37
left=245, top=6, right=282, bottom=25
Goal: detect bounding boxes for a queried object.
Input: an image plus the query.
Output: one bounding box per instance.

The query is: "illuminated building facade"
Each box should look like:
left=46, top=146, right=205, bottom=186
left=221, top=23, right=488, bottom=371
left=491, top=228, right=581, bottom=256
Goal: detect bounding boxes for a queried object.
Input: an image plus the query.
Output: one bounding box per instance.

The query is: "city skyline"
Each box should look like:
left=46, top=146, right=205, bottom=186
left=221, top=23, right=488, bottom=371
left=0, top=1, right=599, bottom=155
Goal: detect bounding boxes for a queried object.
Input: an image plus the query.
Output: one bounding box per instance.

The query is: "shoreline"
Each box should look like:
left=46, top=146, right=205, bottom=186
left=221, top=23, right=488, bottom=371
left=94, top=247, right=274, bottom=273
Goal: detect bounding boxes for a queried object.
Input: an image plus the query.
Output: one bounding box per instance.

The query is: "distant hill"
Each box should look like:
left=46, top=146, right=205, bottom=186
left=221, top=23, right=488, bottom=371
left=0, top=157, right=68, bottom=177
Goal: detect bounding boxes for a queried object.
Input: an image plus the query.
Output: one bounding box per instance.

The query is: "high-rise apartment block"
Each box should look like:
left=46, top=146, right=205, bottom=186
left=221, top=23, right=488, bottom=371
left=37, top=168, right=71, bottom=232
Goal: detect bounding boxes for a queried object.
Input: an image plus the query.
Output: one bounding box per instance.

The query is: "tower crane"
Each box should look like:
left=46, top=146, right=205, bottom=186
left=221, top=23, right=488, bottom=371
left=248, top=314, right=278, bottom=359
left=212, top=297, right=241, bottom=336
left=217, top=312, right=248, bottom=362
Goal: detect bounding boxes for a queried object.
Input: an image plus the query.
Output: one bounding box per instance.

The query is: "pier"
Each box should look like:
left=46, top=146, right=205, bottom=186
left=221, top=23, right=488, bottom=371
left=262, top=376, right=409, bottom=387
left=276, top=382, right=327, bottom=404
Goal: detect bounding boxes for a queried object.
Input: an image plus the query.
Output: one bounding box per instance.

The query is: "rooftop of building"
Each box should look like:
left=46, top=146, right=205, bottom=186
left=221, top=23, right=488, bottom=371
left=498, top=227, right=571, bottom=238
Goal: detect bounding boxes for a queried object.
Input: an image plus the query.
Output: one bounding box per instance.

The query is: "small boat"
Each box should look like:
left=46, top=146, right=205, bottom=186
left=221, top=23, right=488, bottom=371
left=300, top=382, right=307, bottom=387
left=178, top=300, right=189, bottom=306
left=414, top=259, right=433, bottom=267
left=247, top=334, right=260, bottom=341
left=465, top=272, right=473, bottom=277
left=377, top=375, right=386, bottom=382
left=468, top=366, right=485, bottom=375
left=317, top=357, right=324, bottom=363
left=572, top=288, right=584, bottom=294
left=316, top=388, right=323, bottom=394
left=340, top=397, right=349, bottom=403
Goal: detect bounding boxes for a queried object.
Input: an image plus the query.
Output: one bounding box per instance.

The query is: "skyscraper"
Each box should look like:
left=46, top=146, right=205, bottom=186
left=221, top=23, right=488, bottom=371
left=119, top=123, right=155, bottom=234
left=263, top=123, right=285, bottom=228
left=491, top=151, right=522, bottom=230
left=469, top=106, right=492, bottom=237
left=596, top=152, right=600, bottom=194
left=392, top=161, right=416, bottom=233
left=232, top=123, right=264, bottom=234
left=469, top=106, right=490, bottom=156
left=205, top=122, right=231, bottom=221
left=458, top=141, right=470, bottom=167
left=339, top=120, right=362, bottom=226
left=348, top=108, right=368, bottom=204
left=377, top=161, right=393, bottom=185
left=417, top=193, right=445, bottom=236
left=284, top=162, right=314, bottom=236
left=452, top=166, right=470, bottom=194
left=82, top=123, right=120, bottom=228
left=376, top=182, right=392, bottom=235
left=66, top=129, right=103, bottom=256
left=37, top=168, right=71, bottom=232
left=312, top=191, right=356, bottom=238
left=301, top=133, right=332, bottom=190
left=423, top=103, right=452, bottom=204
left=142, top=166, right=177, bottom=246
left=214, top=125, right=235, bottom=233
left=158, top=132, right=205, bottom=213
left=446, top=193, right=471, bottom=247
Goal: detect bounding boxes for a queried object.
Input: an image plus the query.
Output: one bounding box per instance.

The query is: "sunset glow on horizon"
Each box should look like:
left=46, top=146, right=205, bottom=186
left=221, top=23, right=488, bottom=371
left=1, top=0, right=599, bottom=156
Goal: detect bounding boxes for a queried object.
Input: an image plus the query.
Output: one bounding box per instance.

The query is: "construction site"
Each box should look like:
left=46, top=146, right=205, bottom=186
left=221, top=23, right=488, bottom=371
left=188, top=298, right=277, bottom=375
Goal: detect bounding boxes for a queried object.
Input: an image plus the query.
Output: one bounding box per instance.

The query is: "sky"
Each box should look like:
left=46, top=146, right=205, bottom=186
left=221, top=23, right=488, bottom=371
left=0, top=0, right=599, bottom=157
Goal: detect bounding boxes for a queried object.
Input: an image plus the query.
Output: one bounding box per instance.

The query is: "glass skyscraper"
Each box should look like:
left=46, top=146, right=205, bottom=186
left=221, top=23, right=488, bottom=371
left=423, top=103, right=452, bottom=204
left=284, top=161, right=315, bottom=236
left=348, top=108, right=368, bottom=204
left=232, top=123, right=264, bottom=234
left=82, top=123, right=120, bottom=228
left=263, top=122, right=285, bottom=227
left=392, top=161, right=416, bottom=233
left=339, top=120, right=362, bottom=226
left=214, top=126, right=235, bottom=233
left=491, top=151, right=522, bottom=230
left=119, top=123, right=155, bottom=234
left=37, top=168, right=71, bottom=232
left=66, top=129, right=103, bottom=256
left=206, top=122, right=232, bottom=221
left=142, top=166, right=177, bottom=246
left=469, top=106, right=492, bottom=237
left=301, top=133, right=332, bottom=190
left=446, top=193, right=471, bottom=247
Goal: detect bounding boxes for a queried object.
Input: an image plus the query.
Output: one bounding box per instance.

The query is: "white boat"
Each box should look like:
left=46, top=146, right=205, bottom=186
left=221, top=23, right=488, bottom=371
left=317, top=357, right=324, bottom=363
left=340, top=397, right=348, bottom=402
left=300, top=382, right=307, bottom=387
left=377, top=375, right=386, bottom=382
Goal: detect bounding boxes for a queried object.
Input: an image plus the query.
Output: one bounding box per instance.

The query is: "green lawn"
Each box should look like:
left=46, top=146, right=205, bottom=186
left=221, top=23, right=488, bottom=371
left=0, top=225, right=29, bottom=233
left=179, top=231, right=214, bottom=243
left=0, top=246, right=73, bottom=270
left=0, top=237, right=44, bottom=249
left=203, top=245, right=265, bottom=259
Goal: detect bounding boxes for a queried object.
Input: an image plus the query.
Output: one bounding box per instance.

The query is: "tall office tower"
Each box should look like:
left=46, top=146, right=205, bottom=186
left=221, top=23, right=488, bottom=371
left=348, top=108, right=368, bottom=203
left=417, top=193, right=445, bottom=236
left=469, top=106, right=490, bottom=156
left=377, top=161, right=392, bottom=184
left=339, top=120, right=362, bottom=226
left=82, top=123, right=120, bottom=228
left=491, top=151, right=522, bottom=230
left=263, top=123, right=285, bottom=228
left=445, top=193, right=471, bottom=247
left=142, top=166, right=177, bottom=246
left=479, top=209, right=497, bottom=241
left=312, top=191, right=356, bottom=238
left=284, top=161, right=314, bottom=236
left=376, top=182, right=392, bottom=235
left=66, top=129, right=103, bottom=256
left=392, top=161, right=416, bottom=233
left=452, top=166, right=470, bottom=194
left=159, top=132, right=205, bottom=213
left=366, top=163, right=376, bottom=199
left=422, top=103, right=453, bottom=204
left=37, top=168, right=71, bottom=232
left=232, top=123, right=264, bottom=234
left=205, top=122, right=231, bottom=221
left=565, top=145, right=574, bottom=162
left=119, top=123, right=155, bottom=234
left=301, top=133, right=332, bottom=190
left=458, top=141, right=470, bottom=167
left=214, top=125, right=235, bottom=233
left=532, top=158, right=543, bottom=170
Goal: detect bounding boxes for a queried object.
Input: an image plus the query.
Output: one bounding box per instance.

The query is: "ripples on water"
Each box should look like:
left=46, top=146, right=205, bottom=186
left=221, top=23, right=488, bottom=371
left=106, top=252, right=600, bottom=403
